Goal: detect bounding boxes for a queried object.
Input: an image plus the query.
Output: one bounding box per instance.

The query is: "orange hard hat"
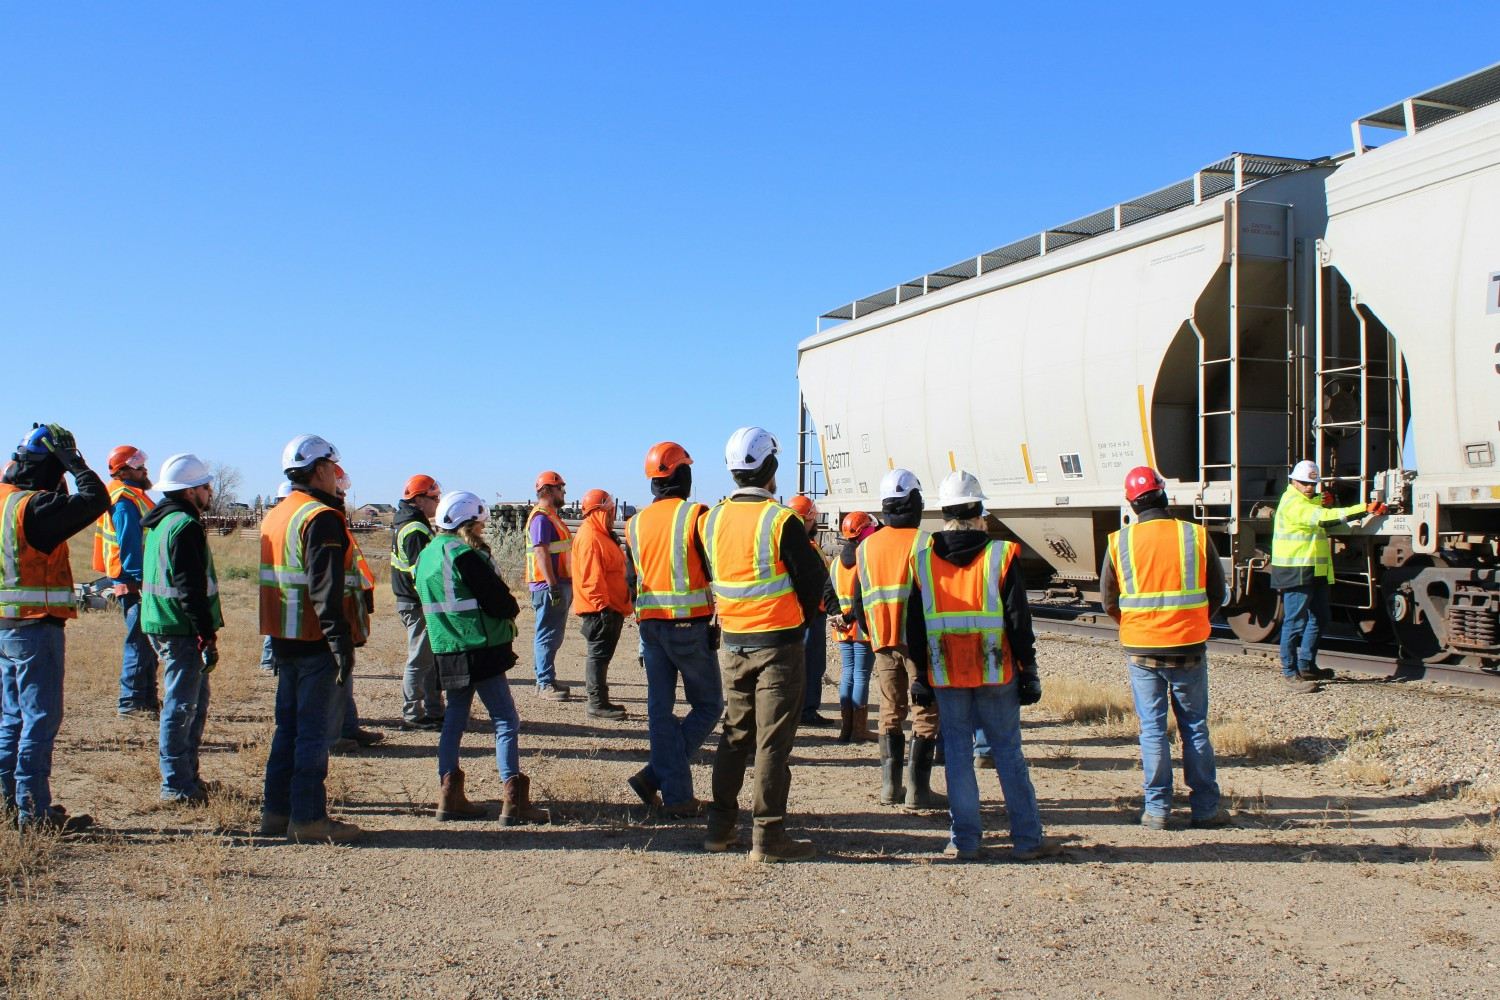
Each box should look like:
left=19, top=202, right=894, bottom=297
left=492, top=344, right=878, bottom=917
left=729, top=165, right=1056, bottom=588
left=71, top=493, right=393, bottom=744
left=581, top=488, right=613, bottom=515
left=788, top=495, right=819, bottom=520
left=108, top=445, right=148, bottom=474
left=403, top=474, right=442, bottom=500
left=840, top=510, right=876, bottom=539
left=535, top=471, right=565, bottom=493
left=644, top=441, right=693, bottom=479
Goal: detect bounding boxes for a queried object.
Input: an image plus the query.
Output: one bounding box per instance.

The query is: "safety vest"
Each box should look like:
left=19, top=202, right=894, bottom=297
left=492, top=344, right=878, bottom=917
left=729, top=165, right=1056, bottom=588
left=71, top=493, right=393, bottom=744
left=701, top=498, right=804, bottom=634
left=0, top=484, right=77, bottom=621
left=258, top=491, right=368, bottom=645
left=348, top=529, right=374, bottom=640
left=524, top=504, right=572, bottom=584
left=911, top=536, right=1018, bottom=688
left=831, top=555, right=867, bottom=643
left=390, top=518, right=432, bottom=577
left=1107, top=518, right=1210, bottom=649
left=141, top=511, right=223, bottom=636
left=626, top=498, right=713, bottom=620
left=415, top=534, right=517, bottom=654
left=855, top=526, right=928, bottom=651
left=1270, top=486, right=1365, bottom=588
left=92, top=480, right=155, bottom=578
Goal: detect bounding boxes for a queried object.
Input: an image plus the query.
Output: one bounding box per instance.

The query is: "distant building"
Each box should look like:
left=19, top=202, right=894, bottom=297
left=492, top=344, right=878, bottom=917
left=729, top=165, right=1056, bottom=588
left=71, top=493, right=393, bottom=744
left=357, top=503, right=397, bottom=524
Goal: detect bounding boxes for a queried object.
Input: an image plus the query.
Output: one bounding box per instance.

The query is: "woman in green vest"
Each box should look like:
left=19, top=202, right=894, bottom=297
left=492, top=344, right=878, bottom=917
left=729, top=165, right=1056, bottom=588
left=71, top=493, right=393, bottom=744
left=415, top=490, right=548, bottom=825
left=139, top=453, right=222, bottom=803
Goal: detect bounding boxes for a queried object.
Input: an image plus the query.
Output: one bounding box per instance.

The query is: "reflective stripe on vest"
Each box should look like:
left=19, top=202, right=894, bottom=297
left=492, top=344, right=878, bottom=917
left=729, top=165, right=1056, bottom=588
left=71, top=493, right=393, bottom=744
left=912, top=537, right=1015, bottom=688
left=414, top=533, right=516, bottom=653
left=832, top=555, right=866, bottom=643
left=626, top=498, right=712, bottom=619
left=525, top=504, right=572, bottom=584
left=701, top=499, right=803, bottom=633
left=259, top=492, right=367, bottom=643
left=421, top=536, right=482, bottom=614
left=0, top=484, right=77, bottom=620
left=1108, top=519, right=1211, bottom=649
left=1270, top=485, right=1356, bottom=585
left=93, top=481, right=155, bottom=577
left=390, top=519, right=432, bottom=575
left=855, top=526, right=929, bottom=650
left=141, top=510, right=223, bottom=635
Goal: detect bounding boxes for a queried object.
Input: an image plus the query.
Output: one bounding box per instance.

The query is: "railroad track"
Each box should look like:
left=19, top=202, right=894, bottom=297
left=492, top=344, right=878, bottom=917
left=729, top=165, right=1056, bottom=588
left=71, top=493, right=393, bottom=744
left=1028, top=602, right=1500, bottom=694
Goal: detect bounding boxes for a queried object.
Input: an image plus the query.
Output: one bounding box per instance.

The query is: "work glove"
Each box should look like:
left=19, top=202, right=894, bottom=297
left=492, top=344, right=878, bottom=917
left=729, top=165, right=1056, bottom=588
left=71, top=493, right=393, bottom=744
left=1320, top=490, right=1335, bottom=508
left=545, top=585, right=562, bottom=607
left=1365, top=501, right=1387, bottom=517
left=1016, top=667, right=1042, bottom=706
left=41, top=423, right=89, bottom=475
left=197, top=635, right=219, bottom=673
left=334, top=647, right=355, bottom=686
left=910, top=675, right=936, bottom=708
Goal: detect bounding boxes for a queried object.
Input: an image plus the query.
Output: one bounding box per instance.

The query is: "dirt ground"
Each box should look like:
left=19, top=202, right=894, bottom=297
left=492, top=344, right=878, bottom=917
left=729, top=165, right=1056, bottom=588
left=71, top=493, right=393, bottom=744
left=8, top=562, right=1500, bottom=999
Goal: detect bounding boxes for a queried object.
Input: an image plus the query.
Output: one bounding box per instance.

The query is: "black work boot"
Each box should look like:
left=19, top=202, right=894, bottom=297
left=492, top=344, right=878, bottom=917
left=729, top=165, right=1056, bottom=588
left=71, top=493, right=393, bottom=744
left=879, top=732, right=907, bottom=806
left=904, top=736, right=949, bottom=811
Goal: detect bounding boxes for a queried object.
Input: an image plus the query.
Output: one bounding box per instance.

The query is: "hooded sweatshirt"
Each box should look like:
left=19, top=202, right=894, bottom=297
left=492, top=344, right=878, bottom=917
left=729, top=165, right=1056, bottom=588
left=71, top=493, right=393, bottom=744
left=572, top=509, right=633, bottom=615
left=907, top=528, right=1038, bottom=676
left=140, top=495, right=219, bottom=641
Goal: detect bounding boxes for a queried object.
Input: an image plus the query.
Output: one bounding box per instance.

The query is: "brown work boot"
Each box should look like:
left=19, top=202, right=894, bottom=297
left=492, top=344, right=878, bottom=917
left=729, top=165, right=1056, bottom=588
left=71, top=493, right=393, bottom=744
left=703, top=812, right=740, bottom=852
left=837, top=702, right=854, bottom=744
left=286, top=816, right=362, bottom=844
left=258, top=812, right=290, bottom=836
left=500, top=774, right=550, bottom=826
left=1011, top=836, right=1064, bottom=862
left=852, top=706, right=877, bottom=743
left=436, top=768, right=487, bottom=822
left=660, top=798, right=707, bottom=819
left=749, top=823, right=816, bottom=864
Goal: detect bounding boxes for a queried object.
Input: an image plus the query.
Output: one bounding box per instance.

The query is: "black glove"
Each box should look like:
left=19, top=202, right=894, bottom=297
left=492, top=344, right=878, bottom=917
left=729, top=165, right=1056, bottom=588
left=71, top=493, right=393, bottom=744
left=546, top=585, right=562, bottom=607
left=334, top=647, right=354, bottom=685
left=41, top=423, right=89, bottom=475
left=1016, top=667, right=1042, bottom=706
left=707, top=623, right=722, bottom=650
left=910, top=675, right=936, bottom=708
left=197, top=635, right=219, bottom=674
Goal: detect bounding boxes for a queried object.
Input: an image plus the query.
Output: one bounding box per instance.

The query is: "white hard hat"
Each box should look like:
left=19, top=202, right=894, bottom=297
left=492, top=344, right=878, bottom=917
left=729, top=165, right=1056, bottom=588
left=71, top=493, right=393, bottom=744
left=281, top=434, right=340, bottom=472
left=879, top=468, right=921, bottom=501
left=155, top=453, right=213, bottom=493
left=725, top=426, right=779, bottom=472
left=938, top=469, right=986, bottom=509
left=276, top=480, right=294, bottom=499
left=1289, top=460, right=1320, bottom=484
left=436, top=490, right=488, bottom=530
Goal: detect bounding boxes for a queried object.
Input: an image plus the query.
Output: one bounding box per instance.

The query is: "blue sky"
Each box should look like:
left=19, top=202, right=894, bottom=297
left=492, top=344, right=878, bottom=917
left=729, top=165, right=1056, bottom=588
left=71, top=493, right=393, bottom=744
left=2, top=3, right=1492, bottom=508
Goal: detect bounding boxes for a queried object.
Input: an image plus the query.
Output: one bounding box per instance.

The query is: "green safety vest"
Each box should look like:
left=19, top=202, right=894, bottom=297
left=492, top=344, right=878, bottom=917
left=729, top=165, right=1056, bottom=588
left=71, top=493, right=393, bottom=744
left=141, top=511, right=223, bottom=636
left=414, top=534, right=517, bottom=654
left=1270, top=486, right=1365, bottom=588
left=390, top=518, right=432, bottom=576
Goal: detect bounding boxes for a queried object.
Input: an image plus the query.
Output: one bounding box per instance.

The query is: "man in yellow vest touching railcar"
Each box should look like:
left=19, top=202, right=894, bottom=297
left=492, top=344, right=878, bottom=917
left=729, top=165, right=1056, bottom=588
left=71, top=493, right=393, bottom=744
left=94, top=445, right=160, bottom=717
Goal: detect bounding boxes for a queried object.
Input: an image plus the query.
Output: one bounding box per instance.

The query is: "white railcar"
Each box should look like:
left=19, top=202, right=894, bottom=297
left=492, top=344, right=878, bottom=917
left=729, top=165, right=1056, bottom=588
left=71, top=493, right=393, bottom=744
left=797, top=63, right=1500, bottom=670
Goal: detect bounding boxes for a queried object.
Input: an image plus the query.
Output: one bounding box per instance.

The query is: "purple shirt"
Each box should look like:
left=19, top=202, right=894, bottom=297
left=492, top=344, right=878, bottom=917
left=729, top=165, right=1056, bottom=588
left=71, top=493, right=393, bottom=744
left=528, top=509, right=563, bottom=592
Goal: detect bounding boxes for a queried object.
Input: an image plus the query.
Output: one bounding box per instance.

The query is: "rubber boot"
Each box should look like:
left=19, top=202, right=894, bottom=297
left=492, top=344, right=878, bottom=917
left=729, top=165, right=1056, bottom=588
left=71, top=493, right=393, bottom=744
left=904, top=735, right=949, bottom=811
left=879, top=732, right=907, bottom=805
left=749, top=822, right=816, bottom=863
left=500, top=774, right=550, bottom=826
left=852, top=706, right=877, bottom=743
left=436, top=768, right=487, bottom=821
left=837, top=702, right=854, bottom=743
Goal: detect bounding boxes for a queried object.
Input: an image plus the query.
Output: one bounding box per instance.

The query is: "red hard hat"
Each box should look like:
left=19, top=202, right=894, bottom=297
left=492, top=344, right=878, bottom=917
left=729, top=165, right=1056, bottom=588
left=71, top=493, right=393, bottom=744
left=403, top=474, right=442, bottom=500
left=788, top=495, right=819, bottom=520
left=581, top=488, right=612, bottom=515
left=108, top=445, right=148, bottom=475
left=1124, top=466, right=1166, bottom=501
left=535, top=471, right=565, bottom=492
left=644, top=441, right=693, bottom=479
left=840, top=510, right=875, bottom=540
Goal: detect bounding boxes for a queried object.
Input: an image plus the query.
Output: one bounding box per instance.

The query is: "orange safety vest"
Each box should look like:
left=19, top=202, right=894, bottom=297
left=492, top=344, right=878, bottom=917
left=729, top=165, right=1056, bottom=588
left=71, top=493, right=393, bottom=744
left=626, top=498, right=713, bottom=620
left=92, top=480, right=156, bottom=578
left=911, top=535, right=1018, bottom=688
left=524, top=504, right=572, bottom=584
left=702, top=498, right=804, bottom=634
left=855, top=526, right=928, bottom=651
left=259, top=491, right=369, bottom=645
left=347, top=528, right=374, bottom=640
left=831, top=555, right=867, bottom=643
left=1107, top=518, right=1211, bottom=649
left=0, top=484, right=77, bottom=621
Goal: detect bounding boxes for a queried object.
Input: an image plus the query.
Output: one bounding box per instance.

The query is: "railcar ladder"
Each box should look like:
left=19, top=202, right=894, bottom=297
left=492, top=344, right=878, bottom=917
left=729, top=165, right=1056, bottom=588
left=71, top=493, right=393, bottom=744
left=796, top=393, right=826, bottom=499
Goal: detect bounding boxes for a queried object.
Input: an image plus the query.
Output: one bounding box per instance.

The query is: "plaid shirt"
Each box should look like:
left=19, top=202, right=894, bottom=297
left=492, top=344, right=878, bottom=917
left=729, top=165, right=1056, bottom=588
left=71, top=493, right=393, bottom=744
left=1127, top=651, right=1206, bottom=671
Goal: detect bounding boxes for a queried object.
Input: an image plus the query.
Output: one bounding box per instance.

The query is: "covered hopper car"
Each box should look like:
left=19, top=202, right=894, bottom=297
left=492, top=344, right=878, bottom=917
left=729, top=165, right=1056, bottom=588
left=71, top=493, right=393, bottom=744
left=797, top=63, right=1500, bottom=673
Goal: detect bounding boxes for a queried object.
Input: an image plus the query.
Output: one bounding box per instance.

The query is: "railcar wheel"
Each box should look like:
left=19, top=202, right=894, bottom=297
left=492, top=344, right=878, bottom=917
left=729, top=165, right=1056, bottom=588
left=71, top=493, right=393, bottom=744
left=1226, top=577, right=1280, bottom=644
left=1339, top=604, right=1396, bottom=644
left=1381, top=556, right=1460, bottom=664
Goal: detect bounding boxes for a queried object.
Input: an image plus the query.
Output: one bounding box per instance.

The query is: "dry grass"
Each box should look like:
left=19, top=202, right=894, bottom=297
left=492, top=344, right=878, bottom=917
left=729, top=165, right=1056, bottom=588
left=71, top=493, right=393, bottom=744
left=1040, top=677, right=1135, bottom=728
left=1330, top=711, right=1397, bottom=788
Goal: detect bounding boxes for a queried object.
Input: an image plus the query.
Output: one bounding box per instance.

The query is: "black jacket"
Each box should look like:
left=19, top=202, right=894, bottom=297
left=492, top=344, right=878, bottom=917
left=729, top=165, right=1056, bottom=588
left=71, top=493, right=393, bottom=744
left=1, top=463, right=109, bottom=629
left=141, top=496, right=218, bottom=641
left=270, top=486, right=354, bottom=658
left=434, top=545, right=522, bottom=690
left=390, top=499, right=432, bottom=608
left=719, top=492, right=830, bottom=648
left=909, top=529, right=1038, bottom=677
left=1098, top=506, right=1228, bottom=657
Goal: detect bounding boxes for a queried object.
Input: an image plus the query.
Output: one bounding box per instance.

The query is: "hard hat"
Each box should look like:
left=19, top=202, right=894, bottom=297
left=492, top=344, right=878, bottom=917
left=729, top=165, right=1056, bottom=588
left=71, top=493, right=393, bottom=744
left=277, top=480, right=294, bottom=499
left=1289, top=460, right=1320, bottom=484
left=840, top=510, right=876, bottom=540
left=436, top=490, right=488, bottom=530
left=879, top=468, right=921, bottom=501
left=1123, top=466, right=1166, bottom=501
left=155, top=453, right=212, bottom=492
left=938, top=470, right=986, bottom=509
left=332, top=463, right=352, bottom=494
left=403, top=474, right=442, bottom=500
left=282, top=434, right=340, bottom=472
left=15, top=424, right=59, bottom=458
left=535, top=470, right=566, bottom=492
left=581, top=488, right=613, bottom=515
left=725, top=426, right=778, bottom=472
left=788, top=495, right=819, bottom=520
left=108, top=446, right=148, bottom=475
left=644, top=442, right=693, bottom=479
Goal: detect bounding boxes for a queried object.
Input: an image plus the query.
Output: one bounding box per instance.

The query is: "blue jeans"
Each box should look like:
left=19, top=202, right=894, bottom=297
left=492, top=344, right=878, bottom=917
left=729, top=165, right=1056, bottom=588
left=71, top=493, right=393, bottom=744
left=1127, top=659, right=1220, bottom=819
left=117, top=592, right=160, bottom=711
left=438, top=674, right=520, bottom=781
left=263, top=647, right=338, bottom=823
left=1279, top=583, right=1330, bottom=676
left=933, top=682, right=1043, bottom=853
left=974, top=727, right=991, bottom=759
left=837, top=640, right=873, bottom=707
left=150, top=634, right=211, bottom=800
left=0, top=624, right=66, bottom=824
left=326, top=672, right=361, bottom=747
left=259, top=635, right=274, bottom=671
left=639, top=618, right=723, bottom=807
left=802, top=613, right=828, bottom=715
left=529, top=582, right=571, bottom=688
